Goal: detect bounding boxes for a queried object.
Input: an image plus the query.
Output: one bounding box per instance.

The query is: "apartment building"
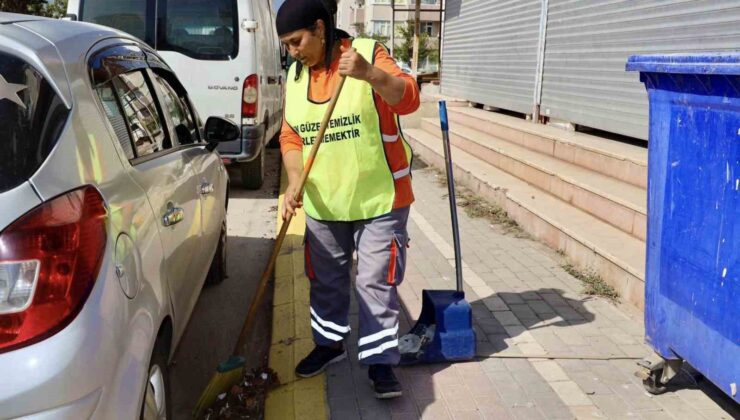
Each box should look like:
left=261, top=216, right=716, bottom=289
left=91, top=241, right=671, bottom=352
left=337, top=0, right=442, bottom=71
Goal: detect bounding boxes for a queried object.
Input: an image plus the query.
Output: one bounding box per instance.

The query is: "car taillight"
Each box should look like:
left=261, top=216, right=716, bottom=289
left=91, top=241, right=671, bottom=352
left=242, top=74, right=258, bottom=118
left=0, top=186, right=107, bottom=354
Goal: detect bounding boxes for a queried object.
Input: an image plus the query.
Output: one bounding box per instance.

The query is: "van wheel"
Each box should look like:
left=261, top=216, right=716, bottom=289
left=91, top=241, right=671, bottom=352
left=267, top=131, right=280, bottom=149
left=267, top=135, right=280, bottom=149
left=205, top=218, right=228, bottom=285
left=265, top=117, right=280, bottom=149
left=240, top=149, right=264, bottom=189
left=141, top=338, right=171, bottom=420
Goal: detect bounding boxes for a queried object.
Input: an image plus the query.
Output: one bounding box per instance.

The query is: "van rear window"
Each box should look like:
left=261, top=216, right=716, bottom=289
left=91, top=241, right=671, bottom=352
left=156, top=0, right=239, bottom=60
left=0, top=53, right=70, bottom=194
left=81, top=0, right=154, bottom=45
left=80, top=0, right=237, bottom=61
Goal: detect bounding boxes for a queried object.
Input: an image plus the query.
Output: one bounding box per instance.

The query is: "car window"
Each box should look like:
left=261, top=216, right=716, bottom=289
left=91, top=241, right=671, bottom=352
left=96, top=82, right=136, bottom=160
left=152, top=74, right=199, bottom=145
left=156, top=0, right=238, bottom=60
left=0, top=52, right=70, bottom=194
left=112, top=71, right=171, bottom=158
left=81, top=0, right=154, bottom=46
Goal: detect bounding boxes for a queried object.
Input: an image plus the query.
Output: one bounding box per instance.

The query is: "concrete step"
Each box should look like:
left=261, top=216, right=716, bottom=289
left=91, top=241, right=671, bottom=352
left=405, top=127, right=646, bottom=310
left=446, top=107, right=648, bottom=189
left=420, top=118, right=647, bottom=241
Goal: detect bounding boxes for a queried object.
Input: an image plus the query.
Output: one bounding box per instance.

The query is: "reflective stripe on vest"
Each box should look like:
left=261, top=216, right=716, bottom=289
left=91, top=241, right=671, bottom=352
left=284, top=38, right=412, bottom=221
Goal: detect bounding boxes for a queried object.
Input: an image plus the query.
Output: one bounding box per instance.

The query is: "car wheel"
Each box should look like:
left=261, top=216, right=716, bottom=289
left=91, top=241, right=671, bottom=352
left=141, top=339, right=171, bottom=420
left=205, top=218, right=228, bottom=285
left=240, top=148, right=264, bottom=190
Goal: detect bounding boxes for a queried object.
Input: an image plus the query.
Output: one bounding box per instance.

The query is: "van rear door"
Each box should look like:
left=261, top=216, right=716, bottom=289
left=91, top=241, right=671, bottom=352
left=154, top=0, right=247, bottom=152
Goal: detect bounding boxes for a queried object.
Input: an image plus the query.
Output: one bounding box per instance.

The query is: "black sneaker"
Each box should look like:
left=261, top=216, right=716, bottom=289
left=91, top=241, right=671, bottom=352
left=368, top=364, right=403, bottom=399
left=295, top=345, right=347, bottom=378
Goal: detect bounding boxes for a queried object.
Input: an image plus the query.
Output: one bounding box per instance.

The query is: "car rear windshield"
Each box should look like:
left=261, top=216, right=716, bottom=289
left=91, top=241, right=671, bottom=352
left=80, top=0, right=237, bottom=61
left=0, top=53, right=70, bottom=194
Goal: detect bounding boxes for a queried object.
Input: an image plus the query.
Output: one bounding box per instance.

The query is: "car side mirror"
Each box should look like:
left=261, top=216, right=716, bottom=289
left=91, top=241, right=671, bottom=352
left=204, top=116, right=240, bottom=152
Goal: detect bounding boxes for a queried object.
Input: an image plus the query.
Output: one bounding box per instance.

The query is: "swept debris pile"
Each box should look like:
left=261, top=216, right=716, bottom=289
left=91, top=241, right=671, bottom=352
left=203, top=366, right=279, bottom=419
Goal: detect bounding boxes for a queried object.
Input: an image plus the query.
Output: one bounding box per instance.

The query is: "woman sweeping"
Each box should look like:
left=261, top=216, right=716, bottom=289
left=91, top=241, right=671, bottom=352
left=276, top=0, right=420, bottom=399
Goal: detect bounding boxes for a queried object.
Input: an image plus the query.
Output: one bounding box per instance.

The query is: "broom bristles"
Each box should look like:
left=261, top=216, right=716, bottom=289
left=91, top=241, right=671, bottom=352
left=193, top=356, right=246, bottom=418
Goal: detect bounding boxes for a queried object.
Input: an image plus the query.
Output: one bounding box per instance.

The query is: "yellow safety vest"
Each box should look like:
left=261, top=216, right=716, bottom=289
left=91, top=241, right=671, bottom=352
left=285, top=38, right=412, bottom=221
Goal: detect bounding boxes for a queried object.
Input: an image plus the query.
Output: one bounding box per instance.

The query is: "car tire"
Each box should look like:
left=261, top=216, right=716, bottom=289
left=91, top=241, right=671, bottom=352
left=240, top=148, right=264, bottom=190
left=205, top=218, right=228, bottom=285
left=141, top=338, right=171, bottom=420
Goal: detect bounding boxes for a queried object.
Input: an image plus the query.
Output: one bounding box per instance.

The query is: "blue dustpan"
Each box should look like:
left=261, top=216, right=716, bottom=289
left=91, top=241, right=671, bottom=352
left=400, top=101, right=476, bottom=365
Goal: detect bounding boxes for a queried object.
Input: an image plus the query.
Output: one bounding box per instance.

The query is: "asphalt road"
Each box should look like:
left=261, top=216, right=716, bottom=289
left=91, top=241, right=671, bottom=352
left=170, top=149, right=281, bottom=419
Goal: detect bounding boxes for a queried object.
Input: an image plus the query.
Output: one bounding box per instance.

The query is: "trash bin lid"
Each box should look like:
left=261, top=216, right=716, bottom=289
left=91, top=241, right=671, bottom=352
left=626, top=53, right=740, bottom=75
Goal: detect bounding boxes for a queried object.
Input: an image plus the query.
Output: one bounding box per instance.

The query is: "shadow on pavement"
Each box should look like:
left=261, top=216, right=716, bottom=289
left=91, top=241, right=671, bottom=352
left=170, top=235, right=275, bottom=420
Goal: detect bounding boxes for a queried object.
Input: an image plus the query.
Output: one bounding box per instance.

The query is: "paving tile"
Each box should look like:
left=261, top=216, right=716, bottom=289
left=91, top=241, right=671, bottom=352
left=568, top=405, right=607, bottom=419
left=418, top=398, right=453, bottom=420
left=474, top=396, right=513, bottom=420
left=696, top=409, right=738, bottom=420
left=360, top=407, right=393, bottom=419
left=512, top=371, right=559, bottom=396
left=531, top=360, right=570, bottom=383
left=450, top=410, right=484, bottom=420
left=476, top=317, right=508, bottom=334
left=483, top=296, right=510, bottom=312
left=329, top=396, right=360, bottom=413
left=442, top=386, right=479, bottom=412
left=392, top=411, right=422, bottom=420
left=589, top=394, right=640, bottom=419
left=388, top=395, right=421, bottom=415
left=566, top=370, right=614, bottom=396
left=611, top=382, right=662, bottom=412
left=493, top=311, right=522, bottom=326
left=549, top=380, right=593, bottom=407
left=509, top=406, right=546, bottom=420
left=530, top=392, right=574, bottom=420
left=332, top=408, right=364, bottom=420
left=485, top=371, right=533, bottom=407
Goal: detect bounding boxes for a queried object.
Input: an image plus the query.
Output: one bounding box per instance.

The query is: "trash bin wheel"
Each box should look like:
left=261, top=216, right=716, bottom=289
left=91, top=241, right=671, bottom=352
left=642, top=368, right=669, bottom=395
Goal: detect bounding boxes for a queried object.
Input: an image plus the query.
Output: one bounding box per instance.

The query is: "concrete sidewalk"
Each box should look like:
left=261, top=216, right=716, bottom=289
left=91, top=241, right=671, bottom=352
left=266, top=162, right=739, bottom=419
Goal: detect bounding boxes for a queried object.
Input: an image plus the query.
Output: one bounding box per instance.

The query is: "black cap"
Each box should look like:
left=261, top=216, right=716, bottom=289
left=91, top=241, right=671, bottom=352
left=277, top=0, right=339, bottom=71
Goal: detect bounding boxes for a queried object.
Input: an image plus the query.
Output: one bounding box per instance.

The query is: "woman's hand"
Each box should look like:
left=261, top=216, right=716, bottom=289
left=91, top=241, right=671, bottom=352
left=282, top=183, right=303, bottom=220
left=338, top=45, right=373, bottom=81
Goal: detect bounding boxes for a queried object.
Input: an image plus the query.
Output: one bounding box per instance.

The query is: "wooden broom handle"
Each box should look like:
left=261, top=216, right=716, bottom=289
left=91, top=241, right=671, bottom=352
left=233, top=76, right=347, bottom=355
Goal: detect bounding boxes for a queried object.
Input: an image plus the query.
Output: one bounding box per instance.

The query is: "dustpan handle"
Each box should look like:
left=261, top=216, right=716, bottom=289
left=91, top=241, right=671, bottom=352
left=439, top=101, right=464, bottom=293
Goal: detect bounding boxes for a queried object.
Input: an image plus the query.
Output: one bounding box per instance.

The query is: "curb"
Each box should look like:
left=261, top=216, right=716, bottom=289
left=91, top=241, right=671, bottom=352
left=264, top=168, right=328, bottom=419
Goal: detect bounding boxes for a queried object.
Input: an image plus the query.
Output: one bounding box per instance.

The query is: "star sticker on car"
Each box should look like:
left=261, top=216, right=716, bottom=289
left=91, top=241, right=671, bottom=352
left=0, top=74, right=27, bottom=109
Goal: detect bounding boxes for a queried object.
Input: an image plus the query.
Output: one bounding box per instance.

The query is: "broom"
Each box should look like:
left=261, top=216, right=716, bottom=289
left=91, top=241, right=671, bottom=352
left=193, top=75, right=347, bottom=418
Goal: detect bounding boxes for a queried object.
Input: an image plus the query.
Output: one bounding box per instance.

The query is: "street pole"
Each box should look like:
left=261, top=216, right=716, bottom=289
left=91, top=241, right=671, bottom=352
left=391, top=0, right=396, bottom=57
left=412, top=0, right=421, bottom=75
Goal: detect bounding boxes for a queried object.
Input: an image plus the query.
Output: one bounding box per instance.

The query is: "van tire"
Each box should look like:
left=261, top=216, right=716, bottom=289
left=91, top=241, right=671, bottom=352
left=240, top=148, right=264, bottom=189
left=267, top=133, right=280, bottom=149
left=267, top=117, right=280, bottom=149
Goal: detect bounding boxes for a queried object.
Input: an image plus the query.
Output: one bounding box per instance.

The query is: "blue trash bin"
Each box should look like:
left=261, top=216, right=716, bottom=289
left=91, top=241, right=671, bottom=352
left=626, top=54, right=739, bottom=402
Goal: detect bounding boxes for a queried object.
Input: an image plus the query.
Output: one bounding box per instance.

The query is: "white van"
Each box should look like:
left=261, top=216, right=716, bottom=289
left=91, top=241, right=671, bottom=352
left=67, top=0, right=284, bottom=189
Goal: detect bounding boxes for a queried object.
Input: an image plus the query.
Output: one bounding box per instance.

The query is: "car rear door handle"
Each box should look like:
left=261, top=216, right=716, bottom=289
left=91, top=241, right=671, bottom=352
left=200, top=181, right=214, bottom=195
left=267, top=76, right=278, bottom=85
left=162, top=204, right=184, bottom=227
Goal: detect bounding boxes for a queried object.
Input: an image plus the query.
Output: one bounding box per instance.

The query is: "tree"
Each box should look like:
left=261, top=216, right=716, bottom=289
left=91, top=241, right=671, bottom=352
left=45, top=0, right=68, bottom=18
left=352, top=22, right=389, bottom=45
left=0, top=0, right=68, bottom=18
left=393, top=21, right=434, bottom=68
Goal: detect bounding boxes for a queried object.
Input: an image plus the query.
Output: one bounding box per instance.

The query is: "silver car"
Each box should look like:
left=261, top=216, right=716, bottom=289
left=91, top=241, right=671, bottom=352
left=0, top=13, right=236, bottom=419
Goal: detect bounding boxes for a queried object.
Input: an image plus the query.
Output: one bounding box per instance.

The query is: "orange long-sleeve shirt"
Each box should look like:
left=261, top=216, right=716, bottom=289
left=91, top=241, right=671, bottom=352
left=280, top=38, right=420, bottom=210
